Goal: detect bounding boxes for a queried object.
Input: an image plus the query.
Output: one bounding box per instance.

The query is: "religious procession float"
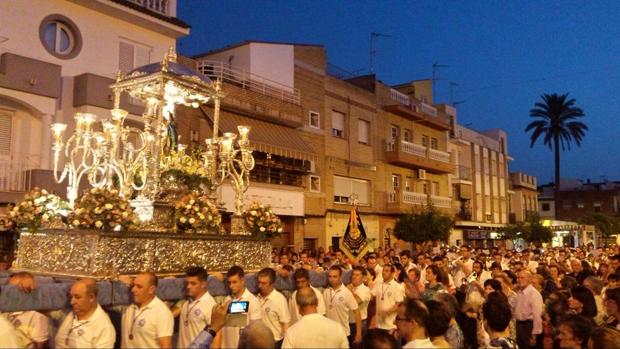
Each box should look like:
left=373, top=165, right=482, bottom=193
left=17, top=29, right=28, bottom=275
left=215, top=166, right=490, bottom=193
left=6, top=49, right=286, bottom=278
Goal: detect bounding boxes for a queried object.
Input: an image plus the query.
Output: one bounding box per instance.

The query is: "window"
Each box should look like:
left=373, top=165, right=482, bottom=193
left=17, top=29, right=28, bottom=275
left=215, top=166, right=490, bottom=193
left=0, top=111, right=12, bottom=154
left=422, top=135, right=429, bottom=147
left=431, top=181, right=440, bottom=195
left=309, top=111, right=320, bottom=129
left=119, top=40, right=152, bottom=73
left=391, top=174, right=400, bottom=192
left=405, top=176, right=414, bottom=192
left=39, top=15, right=82, bottom=59
left=358, top=119, right=370, bottom=144
left=390, top=125, right=399, bottom=141
left=333, top=176, right=370, bottom=205
left=594, top=202, right=602, bottom=212
left=542, top=203, right=550, bottom=211
left=562, top=200, right=572, bottom=209
left=577, top=202, right=585, bottom=209
left=309, top=175, right=320, bottom=192
left=331, top=110, right=345, bottom=138
left=430, top=137, right=438, bottom=150
left=403, top=128, right=412, bottom=143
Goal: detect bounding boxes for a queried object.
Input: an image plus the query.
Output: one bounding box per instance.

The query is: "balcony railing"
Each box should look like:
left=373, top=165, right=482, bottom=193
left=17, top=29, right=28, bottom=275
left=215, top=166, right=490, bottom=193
left=0, top=153, right=40, bottom=192
left=387, top=140, right=451, bottom=164
left=126, top=0, right=170, bottom=15
left=387, top=190, right=428, bottom=205
left=389, top=88, right=411, bottom=107
left=196, top=60, right=301, bottom=105
left=430, top=195, right=452, bottom=208
left=420, top=102, right=437, bottom=116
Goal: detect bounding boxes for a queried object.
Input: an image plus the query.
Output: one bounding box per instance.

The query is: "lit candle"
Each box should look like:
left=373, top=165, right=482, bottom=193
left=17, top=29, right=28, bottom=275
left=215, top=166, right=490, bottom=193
left=237, top=125, right=251, bottom=143
left=51, top=123, right=67, bottom=145
left=221, top=133, right=236, bottom=156
left=82, top=113, right=96, bottom=132
left=74, top=114, right=84, bottom=133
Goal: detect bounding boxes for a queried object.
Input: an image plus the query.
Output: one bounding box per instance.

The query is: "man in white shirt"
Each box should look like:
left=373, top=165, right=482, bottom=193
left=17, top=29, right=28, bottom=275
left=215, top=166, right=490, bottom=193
left=324, top=265, right=362, bottom=346
left=220, top=265, right=262, bottom=349
left=396, top=299, right=436, bottom=349
left=283, top=287, right=348, bottom=349
left=55, top=278, right=116, bottom=348
left=121, top=272, right=173, bottom=348
left=176, top=266, right=216, bottom=348
left=289, top=268, right=326, bottom=324
left=348, top=265, right=371, bottom=348
left=257, top=267, right=291, bottom=348
left=400, top=250, right=416, bottom=273
left=514, top=270, right=544, bottom=349
left=372, top=264, right=405, bottom=331
left=453, top=245, right=474, bottom=288
left=4, top=272, right=50, bottom=349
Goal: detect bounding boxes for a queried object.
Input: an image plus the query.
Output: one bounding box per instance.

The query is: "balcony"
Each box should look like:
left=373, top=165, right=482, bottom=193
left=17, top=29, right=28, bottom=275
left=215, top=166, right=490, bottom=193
left=386, top=190, right=452, bottom=212
left=383, top=88, right=450, bottom=131
left=454, top=165, right=472, bottom=181
left=385, top=139, right=453, bottom=174
left=430, top=195, right=452, bottom=208
left=126, top=0, right=170, bottom=16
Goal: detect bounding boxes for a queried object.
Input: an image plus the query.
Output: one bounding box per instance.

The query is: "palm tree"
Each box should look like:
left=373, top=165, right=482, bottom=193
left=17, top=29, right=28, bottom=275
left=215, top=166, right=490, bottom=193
left=525, top=93, right=587, bottom=217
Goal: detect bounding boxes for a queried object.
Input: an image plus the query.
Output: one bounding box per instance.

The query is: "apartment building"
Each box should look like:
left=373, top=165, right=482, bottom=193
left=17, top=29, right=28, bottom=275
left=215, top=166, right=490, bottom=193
left=0, top=0, right=188, bottom=203
left=449, top=125, right=511, bottom=247
left=509, top=172, right=538, bottom=223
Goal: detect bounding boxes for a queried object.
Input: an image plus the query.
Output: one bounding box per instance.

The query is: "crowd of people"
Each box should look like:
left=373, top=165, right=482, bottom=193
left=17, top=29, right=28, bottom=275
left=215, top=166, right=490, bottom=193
left=3, top=242, right=620, bottom=348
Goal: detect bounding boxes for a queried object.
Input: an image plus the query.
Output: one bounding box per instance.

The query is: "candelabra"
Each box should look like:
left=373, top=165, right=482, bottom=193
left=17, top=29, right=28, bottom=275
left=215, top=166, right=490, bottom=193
left=51, top=113, right=100, bottom=207
left=204, top=125, right=255, bottom=234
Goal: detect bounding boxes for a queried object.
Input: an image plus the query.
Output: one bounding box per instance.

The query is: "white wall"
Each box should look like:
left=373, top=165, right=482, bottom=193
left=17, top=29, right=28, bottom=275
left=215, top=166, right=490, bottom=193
left=204, top=45, right=251, bottom=75
left=249, top=43, right=294, bottom=92
left=0, top=0, right=175, bottom=78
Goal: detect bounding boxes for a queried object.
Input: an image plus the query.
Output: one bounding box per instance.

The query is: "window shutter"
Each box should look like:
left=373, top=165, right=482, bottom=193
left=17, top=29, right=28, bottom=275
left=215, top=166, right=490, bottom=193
left=134, top=45, right=151, bottom=68
left=332, top=111, right=345, bottom=131
left=0, top=112, right=12, bottom=154
left=351, top=179, right=369, bottom=204
left=358, top=120, right=369, bottom=143
left=333, top=176, right=349, bottom=197
left=119, top=41, right=134, bottom=73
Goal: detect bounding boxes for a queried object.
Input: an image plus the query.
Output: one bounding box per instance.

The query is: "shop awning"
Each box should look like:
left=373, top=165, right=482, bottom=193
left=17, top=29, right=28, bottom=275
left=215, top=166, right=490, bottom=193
left=219, top=114, right=317, bottom=162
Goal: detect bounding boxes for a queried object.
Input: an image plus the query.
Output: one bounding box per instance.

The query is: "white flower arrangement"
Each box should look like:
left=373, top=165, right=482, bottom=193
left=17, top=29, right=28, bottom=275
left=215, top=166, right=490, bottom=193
left=68, top=188, right=137, bottom=231
left=243, top=201, right=284, bottom=237
left=174, top=192, right=221, bottom=232
left=8, top=188, right=69, bottom=231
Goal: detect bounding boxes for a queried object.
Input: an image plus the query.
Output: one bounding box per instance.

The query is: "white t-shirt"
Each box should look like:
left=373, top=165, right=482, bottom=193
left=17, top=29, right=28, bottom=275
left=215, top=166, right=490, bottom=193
left=324, top=284, right=359, bottom=336
left=282, top=313, right=348, bottom=349
left=289, top=286, right=326, bottom=324
left=55, top=305, right=116, bottom=349
left=349, top=284, right=371, bottom=322
left=3, top=311, right=49, bottom=348
left=221, top=288, right=262, bottom=349
left=0, top=315, right=20, bottom=349
left=372, top=278, right=405, bottom=330
left=403, top=337, right=437, bottom=348
left=258, top=289, right=291, bottom=341
left=121, top=297, right=173, bottom=349
left=177, top=292, right=217, bottom=348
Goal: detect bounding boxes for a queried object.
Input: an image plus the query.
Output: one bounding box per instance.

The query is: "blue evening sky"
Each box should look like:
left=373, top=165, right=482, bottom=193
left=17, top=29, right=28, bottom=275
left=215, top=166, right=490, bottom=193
left=177, top=1, right=620, bottom=184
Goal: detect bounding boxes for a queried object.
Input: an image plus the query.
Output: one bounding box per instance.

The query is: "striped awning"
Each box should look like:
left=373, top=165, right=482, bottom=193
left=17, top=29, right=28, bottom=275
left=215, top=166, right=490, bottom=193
left=218, top=114, right=317, bottom=162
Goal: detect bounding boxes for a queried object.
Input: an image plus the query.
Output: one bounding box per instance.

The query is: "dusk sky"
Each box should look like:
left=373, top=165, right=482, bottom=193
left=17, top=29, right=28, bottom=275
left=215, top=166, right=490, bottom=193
left=177, top=1, right=620, bottom=185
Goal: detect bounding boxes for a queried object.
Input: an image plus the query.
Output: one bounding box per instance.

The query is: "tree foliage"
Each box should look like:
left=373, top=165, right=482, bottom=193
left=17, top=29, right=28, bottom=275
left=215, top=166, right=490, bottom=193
left=503, top=213, right=553, bottom=245
left=579, top=213, right=620, bottom=237
left=393, top=205, right=454, bottom=243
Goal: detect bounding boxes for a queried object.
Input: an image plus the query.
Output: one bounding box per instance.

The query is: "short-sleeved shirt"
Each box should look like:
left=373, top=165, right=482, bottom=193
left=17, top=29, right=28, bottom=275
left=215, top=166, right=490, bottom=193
left=221, top=288, right=262, bottom=349
left=290, top=286, right=326, bottom=324
left=258, top=289, right=292, bottom=341
left=121, top=297, right=173, bottom=349
left=0, top=315, right=20, bottom=348
left=373, top=278, right=405, bottom=330
left=324, top=284, right=359, bottom=336
left=282, top=313, right=348, bottom=349
left=3, top=311, right=49, bottom=348
left=349, top=283, right=371, bottom=322
left=55, top=305, right=116, bottom=348
left=177, top=292, right=217, bottom=348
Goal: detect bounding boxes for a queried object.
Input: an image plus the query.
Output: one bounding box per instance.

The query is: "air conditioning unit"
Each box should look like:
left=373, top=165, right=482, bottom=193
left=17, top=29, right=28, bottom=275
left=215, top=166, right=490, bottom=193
left=417, top=169, right=426, bottom=180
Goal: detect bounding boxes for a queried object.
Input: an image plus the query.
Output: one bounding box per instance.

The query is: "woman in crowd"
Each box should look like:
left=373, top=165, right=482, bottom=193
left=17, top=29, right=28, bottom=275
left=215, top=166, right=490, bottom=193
left=604, top=286, right=620, bottom=330
left=482, top=291, right=517, bottom=349
left=568, top=286, right=598, bottom=320
left=587, top=327, right=620, bottom=349
left=433, top=292, right=465, bottom=349
left=423, top=264, right=447, bottom=301
left=556, top=315, right=595, bottom=349
left=549, top=264, right=565, bottom=289
left=425, top=300, right=452, bottom=348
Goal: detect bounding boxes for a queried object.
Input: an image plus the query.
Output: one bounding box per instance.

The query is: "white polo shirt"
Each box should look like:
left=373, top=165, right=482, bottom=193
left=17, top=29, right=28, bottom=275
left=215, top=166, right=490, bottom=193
left=3, top=311, right=49, bottom=348
left=373, top=278, right=404, bottom=330
left=121, top=297, right=173, bottom=349
left=324, top=284, right=358, bottom=336
left=221, top=288, right=262, bottom=349
left=258, top=289, right=291, bottom=341
left=348, top=283, right=371, bottom=322
left=282, top=313, right=348, bottom=349
left=55, top=305, right=115, bottom=349
left=0, top=315, right=20, bottom=348
left=177, top=291, right=216, bottom=348
left=289, top=286, right=326, bottom=324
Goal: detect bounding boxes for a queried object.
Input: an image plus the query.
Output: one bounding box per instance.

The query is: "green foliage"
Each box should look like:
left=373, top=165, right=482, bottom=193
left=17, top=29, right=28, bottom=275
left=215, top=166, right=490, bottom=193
left=393, top=205, right=453, bottom=243
left=503, top=213, right=553, bottom=244
left=579, top=213, right=620, bottom=237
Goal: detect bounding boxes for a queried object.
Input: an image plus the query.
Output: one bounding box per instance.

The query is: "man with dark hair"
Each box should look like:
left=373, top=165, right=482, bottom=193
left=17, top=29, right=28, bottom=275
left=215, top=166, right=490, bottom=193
left=257, top=267, right=290, bottom=348
left=325, top=265, right=362, bottom=346
left=373, top=264, right=404, bottom=331
left=362, top=329, right=399, bottom=349
left=483, top=291, right=516, bottom=348
left=121, top=272, right=173, bottom=348
left=221, top=265, right=261, bottom=348
left=400, top=250, right=415, bottom=273
left=395, top=299, right=434, bottom=348
left=55, top=278, right=115, bottom=348
left=348, top=265, right=372, bottom=347
left=176, top=266, right=216, bottom=348
left=289, top=268, right=326, bottom=324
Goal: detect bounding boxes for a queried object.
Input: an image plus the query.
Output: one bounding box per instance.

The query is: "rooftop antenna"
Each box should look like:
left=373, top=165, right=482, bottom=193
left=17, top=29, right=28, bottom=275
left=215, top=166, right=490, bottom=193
left=432, top=62, right=449, bottom=101
left=370, top=32, right=391, bottom=74
left=449, top=81, right=459, bottom=105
